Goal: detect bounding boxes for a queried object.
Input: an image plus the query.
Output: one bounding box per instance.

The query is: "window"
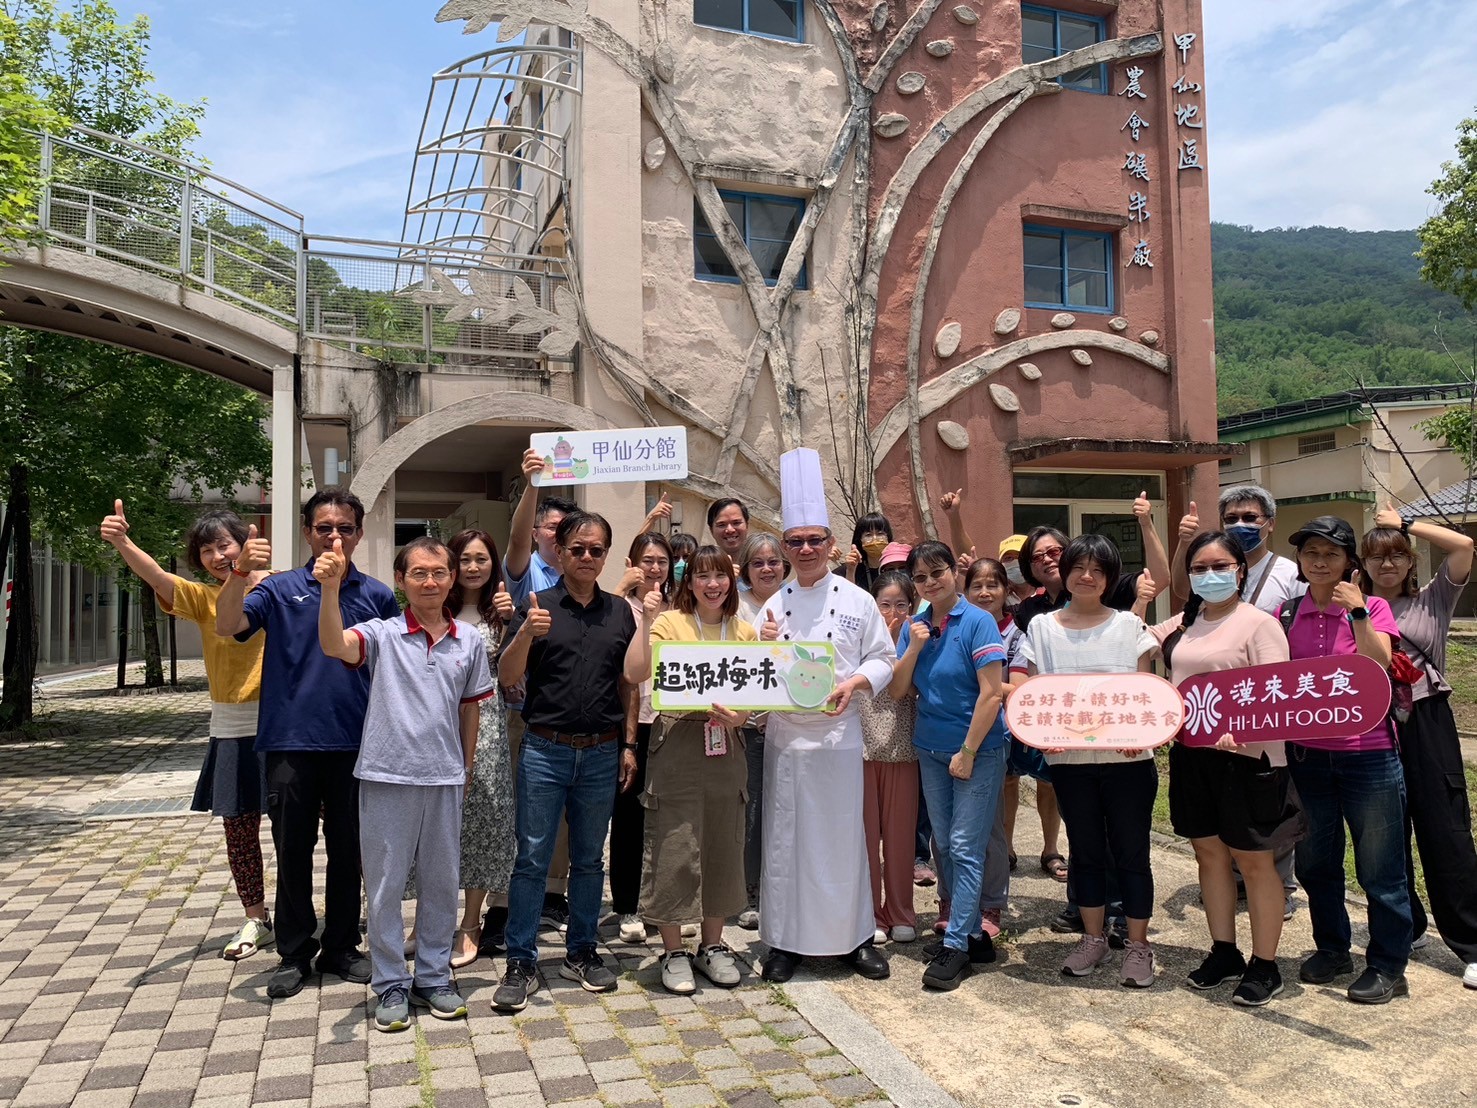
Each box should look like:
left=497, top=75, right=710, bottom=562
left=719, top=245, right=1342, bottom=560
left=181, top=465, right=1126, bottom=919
left=694, top=192, right=808, bottom=289
left=1021, top=5, right=1107, bottom=93
left=694, top=0, right=803, bottom=42
left=1297, top=432, right=1337, bottom=457
left=1023, top=225, right=1113, bottom=312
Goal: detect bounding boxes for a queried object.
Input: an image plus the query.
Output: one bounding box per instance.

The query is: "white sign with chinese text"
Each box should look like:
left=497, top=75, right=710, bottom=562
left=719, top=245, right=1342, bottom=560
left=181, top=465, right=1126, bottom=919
left=650, top=642, right=837, bottom=713
left=529, top=426, right=688, bottom=487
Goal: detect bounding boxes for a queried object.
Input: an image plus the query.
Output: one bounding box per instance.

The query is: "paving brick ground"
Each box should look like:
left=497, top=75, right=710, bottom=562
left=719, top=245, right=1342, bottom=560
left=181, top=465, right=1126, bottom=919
left=0, top=667, right=895, bottom=1108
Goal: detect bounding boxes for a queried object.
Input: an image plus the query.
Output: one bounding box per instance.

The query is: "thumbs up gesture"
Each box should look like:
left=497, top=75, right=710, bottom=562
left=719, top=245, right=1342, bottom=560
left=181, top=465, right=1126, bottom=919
left=618, top=557, right=643, bottom=597
left=239, top=523, right=272, bottom=571
left=1132, top=489, right=1152, bottom=519
left=641, top=585, right=664, bottom=624
left=649, top=492, right=672, bottom=521
left=524, top=592, right=552, bottom=638
left=492, top=581, right=515, bottom=621
left=938, top=488, right=963, bottom=514
left=1178, top=500, right=1200, bottom=544
left=313, top=536, right=345, bottom=585
left=761, top=610, right=780, bottom=642
left=1136, top=568, right=1157, bottom=606
left=100, top=498, right=130, bottom=545
left=1374, top=499, right=1403, bottom=531
left=1333, top=568, right=1366, bottom=614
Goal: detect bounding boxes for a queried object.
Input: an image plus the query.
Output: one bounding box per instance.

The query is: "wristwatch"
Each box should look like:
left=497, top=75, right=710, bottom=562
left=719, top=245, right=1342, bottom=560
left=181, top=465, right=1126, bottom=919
left=229, top=561, right=250, bottom=578
left=1349, top=607, right=1369, bottom=621
left=620, top=742, right=638, bottom=751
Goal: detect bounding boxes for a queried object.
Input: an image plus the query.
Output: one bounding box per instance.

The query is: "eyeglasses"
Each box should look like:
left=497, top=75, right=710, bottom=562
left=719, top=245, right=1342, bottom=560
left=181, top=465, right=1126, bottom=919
left=749, top=558, right=784, bottom=571
left=784, top=536, right=828, bottom=550
left=565, top=545, right=607, bottom=560
left=312, top=524, right=358, bottom=537
left=911, top=567, right=952, bottom=586
left=403, top=569, right=452, bottom=584
left=1222, top=513, right=1265, bottom=526
left=1030, top=547, right=1063, bottom=564
left=876, top=599, right=912, bottom=611
left=1187, top=562, right=1239, bottom=577
left=1364, top=553, right=1412, bottom=567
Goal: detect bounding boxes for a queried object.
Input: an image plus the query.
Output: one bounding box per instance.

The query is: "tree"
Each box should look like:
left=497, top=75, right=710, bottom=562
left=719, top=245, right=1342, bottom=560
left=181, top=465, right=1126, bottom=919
left=0, top=1, right=268, bottom=728
left=1419, top=113, right=1477, bottom=312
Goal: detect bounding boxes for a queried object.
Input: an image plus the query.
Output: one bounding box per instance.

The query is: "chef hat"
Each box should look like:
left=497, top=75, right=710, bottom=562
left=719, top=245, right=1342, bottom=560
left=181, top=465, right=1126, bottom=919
left=780, top=448, right=830, bottom=533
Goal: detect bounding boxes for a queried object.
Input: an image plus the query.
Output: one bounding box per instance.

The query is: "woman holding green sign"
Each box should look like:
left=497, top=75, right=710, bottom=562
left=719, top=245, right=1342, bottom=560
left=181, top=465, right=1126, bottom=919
left=623, top=545, right=757, bottom=995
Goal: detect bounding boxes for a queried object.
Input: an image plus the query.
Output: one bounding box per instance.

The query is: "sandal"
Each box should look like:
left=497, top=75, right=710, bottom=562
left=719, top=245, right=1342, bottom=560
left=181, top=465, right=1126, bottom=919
left=222, top=917, right=274, bottom=961
left=1040, top=853, right=1069, bottom=882
left=449, top=928, right=480, bottom=969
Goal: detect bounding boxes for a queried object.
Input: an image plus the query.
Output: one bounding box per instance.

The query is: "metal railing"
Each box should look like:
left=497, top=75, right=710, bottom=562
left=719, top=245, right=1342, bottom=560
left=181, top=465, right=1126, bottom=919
left=21, top=125, right=568, bottom=371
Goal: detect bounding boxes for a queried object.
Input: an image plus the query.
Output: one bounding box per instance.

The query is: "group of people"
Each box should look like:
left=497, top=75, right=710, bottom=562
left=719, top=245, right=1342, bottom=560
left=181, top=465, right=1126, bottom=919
left=99, top=448, right=1477, bottom=1030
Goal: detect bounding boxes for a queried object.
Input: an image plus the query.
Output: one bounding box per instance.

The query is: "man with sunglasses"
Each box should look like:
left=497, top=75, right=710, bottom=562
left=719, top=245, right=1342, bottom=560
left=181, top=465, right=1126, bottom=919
left=216, top=487, right=400, bottom=1000
left=754, top=449, right=897, bottom=984
left=1170, top=485, right=1305, bottom=618
left=491, top=510, right=640, bottom=1011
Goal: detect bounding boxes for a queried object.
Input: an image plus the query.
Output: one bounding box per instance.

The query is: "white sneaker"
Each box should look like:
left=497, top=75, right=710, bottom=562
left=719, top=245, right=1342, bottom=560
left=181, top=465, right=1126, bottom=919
left=1464, top=962, right=1477, bottom=989
left=661, top=950, right=696, bottom=995
left=694, top=944, right=741, bottom=987
left=618, top=914, right=646, bottom=943
left=891, top=925, right=917, bottom=943
left=873, top=928, right=888, bottom=945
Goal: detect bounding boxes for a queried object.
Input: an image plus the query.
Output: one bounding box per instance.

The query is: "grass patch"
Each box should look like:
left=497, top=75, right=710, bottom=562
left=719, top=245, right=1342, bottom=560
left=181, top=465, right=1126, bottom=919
left=1445, top=641, right=1477, bottom=732
left=766, top=983, right=796, bottom=1010
left=763, top=1023, right=802, bottom=1046
left=413, top=1025, right=436, bottom=1108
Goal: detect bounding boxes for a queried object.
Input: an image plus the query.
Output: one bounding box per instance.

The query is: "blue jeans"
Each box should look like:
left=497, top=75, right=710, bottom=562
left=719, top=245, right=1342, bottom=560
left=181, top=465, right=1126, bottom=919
left=505, top=733, right=619, bottom=964
left=916, top=743, right=1007, bottom=952
left=1287, top=745, right=1412, bottom=976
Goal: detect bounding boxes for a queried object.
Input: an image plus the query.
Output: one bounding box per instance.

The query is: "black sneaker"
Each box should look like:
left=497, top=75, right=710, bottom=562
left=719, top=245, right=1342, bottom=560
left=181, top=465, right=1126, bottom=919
left=1050, top=907, right=1084, bottom=934
left=1232, top=959, right=1284, bottom=1008
left=1107, top=915, right=1129, bottom=951
left=540, top=894, right=570, bottom=935
left=267, top=960, right=310, bottom=999
left=374, top=985, right=411, bottom=1032
left=492, top=960, right=540, bottom=1012
left=560, top=947, right=617, bottom=993
left=922, top=938, right=944, bottom=958
left=316, top=950, right=371, bottom=984
left=1299, top=950, right=1355, bottom=985
left=1187, top=943, right=1247, bottom=990
left=921, top=947, right=971, bottom=991
left=479, top=905, right=508, bottom=956
left=967, top=933, right=996, bottom=964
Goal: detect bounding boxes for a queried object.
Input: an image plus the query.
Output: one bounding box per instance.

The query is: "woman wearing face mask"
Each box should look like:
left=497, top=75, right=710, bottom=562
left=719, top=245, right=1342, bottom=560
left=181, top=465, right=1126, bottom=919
left=839, top=513, right=895, bottom=595
left=623, top=546, right=756, bottom=994
left=668, top=532, right=698, bottom=591
left=997, top=535, right=1039, bottom=606
left=1283, top=516, right=1412, bottom=1005
left=1361, top=502, right=1477, bottom=992
left=735, top=533, right=790, bottom=929
left=1150, top=533, right=1303, bottom=1007
left=611, top=533, right=675, bottom=944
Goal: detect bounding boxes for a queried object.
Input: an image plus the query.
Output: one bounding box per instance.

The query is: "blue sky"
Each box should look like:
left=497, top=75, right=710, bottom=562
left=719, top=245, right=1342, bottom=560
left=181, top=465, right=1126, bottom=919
left=110, top=0, right=1477, bottom=241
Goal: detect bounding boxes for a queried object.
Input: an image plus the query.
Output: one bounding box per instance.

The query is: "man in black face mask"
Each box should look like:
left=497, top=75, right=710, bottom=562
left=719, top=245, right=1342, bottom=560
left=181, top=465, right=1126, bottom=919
left=1171, top=484, right=1305, bottom=617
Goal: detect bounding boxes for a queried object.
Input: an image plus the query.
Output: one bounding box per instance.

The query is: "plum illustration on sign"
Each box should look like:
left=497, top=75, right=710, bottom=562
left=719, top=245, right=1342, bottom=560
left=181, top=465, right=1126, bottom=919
left=650, top=642, right=837, bottom=713
left=1006, top=673, right=1184, bottom=751
left=529, top=426, right=688, bottom=487
left=1175, top=654, right=1391, bottom=747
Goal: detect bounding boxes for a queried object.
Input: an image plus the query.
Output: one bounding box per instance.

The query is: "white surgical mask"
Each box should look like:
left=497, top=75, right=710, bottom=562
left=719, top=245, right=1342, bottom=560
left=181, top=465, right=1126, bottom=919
left=1190, top=570, right=1240, bottom=604
left=1005, top=562, right=1026, bottom=585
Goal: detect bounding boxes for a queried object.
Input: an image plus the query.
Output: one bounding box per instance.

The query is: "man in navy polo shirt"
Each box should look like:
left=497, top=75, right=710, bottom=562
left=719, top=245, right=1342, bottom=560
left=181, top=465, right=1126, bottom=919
left=217, top=487, right=400, bottom=999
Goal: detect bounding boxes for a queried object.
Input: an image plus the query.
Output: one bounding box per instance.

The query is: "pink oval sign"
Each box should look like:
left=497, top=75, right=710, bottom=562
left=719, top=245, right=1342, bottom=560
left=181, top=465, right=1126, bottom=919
left=1006, top=673, right=1185, bottom=751
left=1174, top=654, right=1391, bottom=746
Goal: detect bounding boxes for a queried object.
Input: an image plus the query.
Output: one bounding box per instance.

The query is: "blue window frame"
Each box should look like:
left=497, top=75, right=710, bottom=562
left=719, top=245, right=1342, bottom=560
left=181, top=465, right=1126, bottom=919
left=694, top=0, right=804, bottom=43
left=1023, top=224, right=1114, bottom=313
left=1021, top=5, right=1107, bottom=93
left=694, top=191, right=808, bottom=290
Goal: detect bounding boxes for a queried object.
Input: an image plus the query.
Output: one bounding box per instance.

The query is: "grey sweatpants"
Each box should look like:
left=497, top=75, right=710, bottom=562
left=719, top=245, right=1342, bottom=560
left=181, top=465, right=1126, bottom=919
left=360, top=780, right=463, bottom=996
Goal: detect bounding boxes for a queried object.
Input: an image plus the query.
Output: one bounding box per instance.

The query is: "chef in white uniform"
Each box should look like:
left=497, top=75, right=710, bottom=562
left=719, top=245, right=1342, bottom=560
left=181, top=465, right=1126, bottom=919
left=753, top=448, right=896, bottom=983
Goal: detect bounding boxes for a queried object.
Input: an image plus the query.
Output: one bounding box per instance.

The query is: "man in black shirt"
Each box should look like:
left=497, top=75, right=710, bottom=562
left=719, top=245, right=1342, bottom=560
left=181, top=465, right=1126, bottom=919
left=492, top=511, right=638, bottom=1012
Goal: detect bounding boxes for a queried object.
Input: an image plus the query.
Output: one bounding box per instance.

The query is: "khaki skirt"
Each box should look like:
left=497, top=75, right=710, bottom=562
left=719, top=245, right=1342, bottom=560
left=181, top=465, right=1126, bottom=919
left=639, top=716, right=748, bottom=925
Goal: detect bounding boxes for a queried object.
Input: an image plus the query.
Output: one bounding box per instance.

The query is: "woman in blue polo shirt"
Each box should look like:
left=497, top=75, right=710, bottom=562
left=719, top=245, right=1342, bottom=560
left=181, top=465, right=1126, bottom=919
left=889, top=541, right=1008, bottom=992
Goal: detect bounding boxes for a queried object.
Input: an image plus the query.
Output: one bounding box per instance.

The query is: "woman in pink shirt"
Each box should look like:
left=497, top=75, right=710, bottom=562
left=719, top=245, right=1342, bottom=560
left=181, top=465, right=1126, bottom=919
left=1281, top=516, right=1412, bottom=1006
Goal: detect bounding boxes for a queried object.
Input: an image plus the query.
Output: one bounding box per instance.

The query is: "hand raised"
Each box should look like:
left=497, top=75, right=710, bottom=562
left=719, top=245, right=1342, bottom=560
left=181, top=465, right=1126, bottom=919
left=100, top=498, right=129, bottom=545
left=239, top=523, right=272, bottom=571
left=845, top=544, right=862, bottom=568
left=1331, top=568, right=1366, bottom=613
left=493, top=582, right=515, bottom=621
left=617, top=558, right=643, bottom=596
left=1177, top=500, right=1199, bottom=544
left=520, top=446, right=545, bottom=481
left=908, top=616, right=932, bottom=647
left=649, top=492, right=673, bottom=520
left=939, top=488, right=963, bottom=513
left=313, top=537, right=345, bottom=584
left=524, top=592, right=552, bottom=638
left=1133, top=489, right=1152, bottom=519
left=641, top=585, right=664, bottom=623
left=761, top=611, right=780, bottom=642
left=957, top=545, right=975, bottom=574
left=1375, top=498, right=1403, bottom=531
left=1136, top=568, right=1157, bottom=604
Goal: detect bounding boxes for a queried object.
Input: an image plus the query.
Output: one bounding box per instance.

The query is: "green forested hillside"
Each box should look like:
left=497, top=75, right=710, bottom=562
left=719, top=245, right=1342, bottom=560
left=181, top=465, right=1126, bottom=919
left=1212, top=224, right=1477, bottom=415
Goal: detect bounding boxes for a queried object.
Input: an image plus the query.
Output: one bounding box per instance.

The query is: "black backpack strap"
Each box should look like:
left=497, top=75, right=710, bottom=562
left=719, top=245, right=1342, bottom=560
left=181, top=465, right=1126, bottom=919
left=1278, top=591, right=1304, bottom=639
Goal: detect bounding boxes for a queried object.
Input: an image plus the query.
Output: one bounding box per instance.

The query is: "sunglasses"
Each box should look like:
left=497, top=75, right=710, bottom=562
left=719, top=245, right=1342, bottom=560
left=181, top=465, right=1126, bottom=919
left=312, top=524, right=358, bottom=537
left=910, top=567, right=952, bottom=586
left=565, top=545, right=607, bottom=560
left=1223, top=513, right=1265, bottom=525
left=784, top=536, right=828, bottom=550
